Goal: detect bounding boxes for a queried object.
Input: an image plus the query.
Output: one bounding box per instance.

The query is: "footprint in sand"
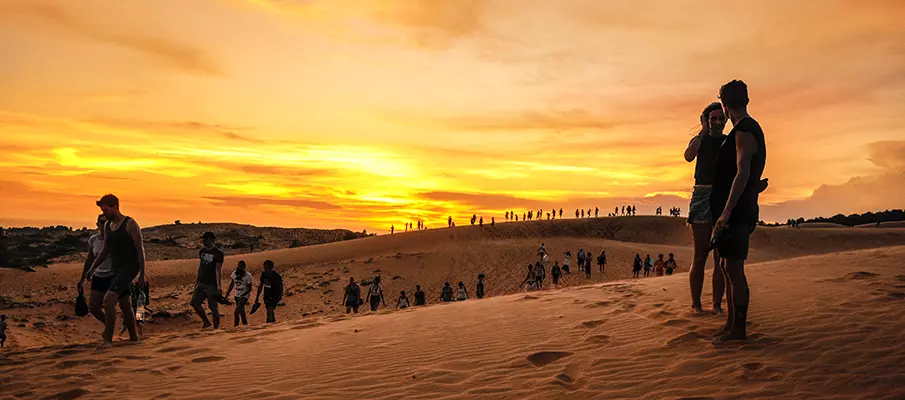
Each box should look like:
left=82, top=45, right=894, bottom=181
left=585, top=334, right=612, bottom=345
left=156, top=346, right=191, bottom=353
left=584, top=301, right=613, bottom=309
left=845, top=271, right=879, bottom=280
left=578, top=320, right=606, bottom=329
left=518, top=295, right=539, bottom=301
left=662, top=319, right=692, bottom=327
left=191, top=356, right=226, bottom=363
left=526, top=351, right=573, bottom=367
left=666, top=331, right=706, bottom=345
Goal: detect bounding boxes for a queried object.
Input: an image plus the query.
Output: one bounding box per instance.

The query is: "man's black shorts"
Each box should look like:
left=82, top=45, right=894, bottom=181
left=717, top=224, right=755, bottom=261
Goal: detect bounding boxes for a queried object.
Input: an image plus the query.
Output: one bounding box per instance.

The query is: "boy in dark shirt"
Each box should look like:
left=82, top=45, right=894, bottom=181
left=414, top=285, right=426, bottom=306
left=254, top=260, right=283, bottom=323
left=191, top=232, right=224, bottom=329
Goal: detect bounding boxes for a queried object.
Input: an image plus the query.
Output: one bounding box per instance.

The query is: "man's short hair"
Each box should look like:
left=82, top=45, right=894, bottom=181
left=96, top=194, right=119, bottom=207
left=720, top=80, right=749, bottom=109
left=263, top=260, right=274, bottom=268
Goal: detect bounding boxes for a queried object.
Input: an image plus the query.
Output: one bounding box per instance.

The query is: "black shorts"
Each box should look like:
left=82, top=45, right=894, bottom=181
left=264, top=297, right=281, bottom=309
left=717, top=224, right=754, bottom=261
left=192, top=284, right=218, bottom=307
left=91, top=275, right=113, bottom=293
left=108, top=267, right=138, bottom=299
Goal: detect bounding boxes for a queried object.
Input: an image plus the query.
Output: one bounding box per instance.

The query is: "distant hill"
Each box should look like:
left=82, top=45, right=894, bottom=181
left=789, top=209, right=905, bottom=227
left=0, top=223, right=373, bottom=270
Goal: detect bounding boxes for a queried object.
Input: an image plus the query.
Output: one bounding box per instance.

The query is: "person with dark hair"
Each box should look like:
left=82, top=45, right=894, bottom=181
left=491, top=217, right=495, bottom=226
left=476, top=274, right=486, bottom=299
left=581, top=209, right=585, bottom=218
left=562, top=251, right=572, bottom=274
left=520, top=265, right=536, bottom=290
left=666, top=253, right=677, bottom=276
left=191, top=232, right=224, bottom=329
left=577, top=248, right=586, bottom=272
left=597, top=250, right=607, bottom=274
left=80, top=214, right=113, bottom=325
left=226, top=260, right=254, bottom=326
left=0, top=314, right=6, bottom=347
left=342, top=277, right=361, bottom=314
left=390, top=225, right=394, bottom=234
left=685, top=101, right=729, bottom=315
left=711, top=79, right=767, bottom=342
left=479, top=216, right=483, bottom=227
left=414, top=285, right=426, bottom=306
left=654, top=254, right=666, bottom=277
left=551, top=262, right=561, bottom=286
left=559, top=208, right=563, bottom=218
left=397, top=291, right=411, bottom=308
left=632, top=254, right=642, bottom=278
left=533, top=262, right=545, bottom=289
left=632, top=206, right=637, bottom=216
left=448, top=216, right=453, bottom=228
left=595, top=207, right=599, bottom=218
left=254, top=260, right=283, bottom=323
left=505, top=211, right=509, bottom=221
left=643, top=254, right=653, bottom=277
left=441, top=282, right=454, bottom=302
left=456, top=282, right=469, bottom=301
left=584, top=256, right=592, bottom=279
left=85, top=194, right=145, bottom=347
left=366, top=276, right=386, bottom=312
left=515, top=214, right=519, bottom=222
left=575, top=209, right=579, bottom=218
left=621, top=206, right=626, bottom=216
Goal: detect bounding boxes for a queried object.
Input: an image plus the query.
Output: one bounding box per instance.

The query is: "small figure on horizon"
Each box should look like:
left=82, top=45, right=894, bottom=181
left=581, top=209, right=585, bottom=218
left=391, top=225, right=395, bottom=234
left=587, top=209, right=591, bottom=218
left=397, top=291, right=410, bottom=309
left=456, top=282, right=469, bottom=301
left=441, top=282, right=454, bottom=302
left=622, top=206, right=626, bottom=216
left=614, top=206, right=618, bottom=216
left=575, top=209, right=579, bottom=218
left=476, top=274, right=486, bottom=299
left=632, top=254, right=642, bottom=278
left=491, top=217, right=495, bottom=226
left=547, top=212, right=551, bottom=220
left=516, top=214, right=520, bottom=222
left=559, top=208, right=563, bottom=218
left=632, top=206, right=637, bottom=216
left=505, top=211, right=510, bottom=221
left=448, top=216, right=453, bottom=228
left=414, top=285, right=426, bottom=306
left=479, top=216, right=484, bottom=227
left=595, top=207, right=599, bottom=218
left=471, top=214, right=477, bottom=225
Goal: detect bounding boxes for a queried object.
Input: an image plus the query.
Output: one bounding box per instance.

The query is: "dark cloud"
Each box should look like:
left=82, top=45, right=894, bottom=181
left=3, top=3, right=223, bottom=76
left=204, top=196, right=341, bottom=210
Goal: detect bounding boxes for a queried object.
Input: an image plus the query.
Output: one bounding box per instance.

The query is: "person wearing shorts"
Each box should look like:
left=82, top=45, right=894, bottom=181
left=342, top=277, right=361, bottom=314
left=710, top=80, right=766, bottom=342
left=226, top=261, right=254, bottom=326
left=85, top=194, right=145, bottom=347
left=366, top=276, right=385, bottom=311
left=191, top=232, right=224, bottom=329
left=632, top=254, right=642, bottom=278
left=80, top=214, right=115, bottom=324
left=255, top=260, right=283, bottom=323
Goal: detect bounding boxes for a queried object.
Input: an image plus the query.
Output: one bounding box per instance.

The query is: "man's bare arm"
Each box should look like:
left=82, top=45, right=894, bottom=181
left=215, top=262, right=223, bottom=292
left=718, top=131, right=758, bottom=222
left=128, top=220, right=146, bottom=282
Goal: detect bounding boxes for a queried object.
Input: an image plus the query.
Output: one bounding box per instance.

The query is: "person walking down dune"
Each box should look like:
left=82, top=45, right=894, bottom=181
left=366, top=276, right=386, bottom=312
left=597, top=250, right=607, bottom=274
left=397, top=291, right=411, bottom=309
left=654, top=254, right=666, bottom=277
left=711, top=80, right=767, bottom=343
left=414, top=285, right=426, bottom=306
left=476, top=274, right=486, bottom=299
left=551, top=262, right=562, bottom=286
left=80, top=214, right=114, bottom=325
left=563, top=251, right=572, bottom=274
left=342, top=277, right=362, bottom=314
left=225, top=261, right=254, bottom=326
left=584, top=256, right=592, bottom=279
left=86, top=194, right=146, bottom=347
left=521, top=265, right=537, bottom=290
left=192, top=232, right=224, bottom=329
left=0, top=314, right=7, bottom=348
left=441, top=282, right=454, bottom=302
left=533, top=262, right=546, bottom=289
left=643, top=255, right=653, bottom=277
left=577, top=249, right=586, bottom=273
left=632, top=254, right=642, bottom=278
left=456, top=282, right=469, bottom=301
left=666, top=253, right=677, bottom=276
left=254, top=260, right=283, bottom=323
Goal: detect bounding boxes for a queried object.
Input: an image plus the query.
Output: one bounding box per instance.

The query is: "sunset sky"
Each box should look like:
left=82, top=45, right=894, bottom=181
left=1, top=0, right=904, bottom=232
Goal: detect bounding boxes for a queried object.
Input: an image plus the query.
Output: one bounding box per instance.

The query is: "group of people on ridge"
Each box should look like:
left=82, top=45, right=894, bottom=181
left=341, top=274, right=487, bottom=313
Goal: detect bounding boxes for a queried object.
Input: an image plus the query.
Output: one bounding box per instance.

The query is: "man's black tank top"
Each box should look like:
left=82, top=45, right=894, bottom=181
left=710, top=117, right=766, bottom=225
left=694, top=134, right=725, bottom=185
left=106, top=216, right=138, bottom=272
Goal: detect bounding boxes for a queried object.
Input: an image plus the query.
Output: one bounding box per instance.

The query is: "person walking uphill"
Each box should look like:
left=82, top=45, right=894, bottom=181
left=225, top=260, right=253, bottom=326
left=366, top=276, right=386, bottom=312
left=342, top=277, right=362, bottom=314
left=254, top=260, right=283, bottom=323
left=85, top=194, right=146, bottom=347
left=710, top=80, right=767, bottom=343
left=192, top=232, right=224, bottom=329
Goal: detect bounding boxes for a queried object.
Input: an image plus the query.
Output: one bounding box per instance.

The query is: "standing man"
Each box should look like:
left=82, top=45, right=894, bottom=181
left=85, top=194, right=145, bottom=347
left=342, top=277, right=361, bottom=314
left=191, top=232, right=224, bottom=329
left=80, top=214, right=114, bottom=324
left=711, top=80, right=766, bottom=343
left=254, top=260, right=283, bottom=323
left=414, top=285, right=426, bottom=306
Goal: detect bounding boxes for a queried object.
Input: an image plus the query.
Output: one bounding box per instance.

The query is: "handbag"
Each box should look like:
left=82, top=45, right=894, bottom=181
left=75, top=285, right=89, bottom=317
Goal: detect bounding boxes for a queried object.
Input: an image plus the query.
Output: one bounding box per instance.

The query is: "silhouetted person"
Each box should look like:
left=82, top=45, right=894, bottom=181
left=595, top=207, right=599, bottom=218
left=581, top=209, right=585, bottom=218
left=597, top=250, right=607, bottom=274
left=342, top=277, right=361, bottom=314
left=577, top=248, right=586, bottom=272
left=538, top=209, right=543, bottom=219
left=505, top=211, right=510, bottom=221
left=584, top=256, right=592, bottom=279
left=622, top=206, right=626, bottom=216
left=711, top=79, right=766, bottom=342
left=547, top=212, right=551, bottom=220
left=441, top=282, right=454, bottom=302
left=632, top=254, right=642, bottom=278
left=516, top=214, right=519, bottom=222
left=491, top=217, right=495, bottom=226
left=551, top=262, right=561, bottom=286
left=559, top=209, right=563, bottom=218
left=632, top=206, right=637, bottom=216
left=476, top=274, right=486, bottom=299
left=479, top=216, right=483, bottom=227
left=448, top=216, right=453, bottom=228
left=614, top=207, right=618, bottom=216
left=414, top=285, right=426, bottom=306
left=366, top=276, right=386, bottom=312
left=643, top=254, right=653, bottom=277
left=254, top=260, right=283, bottom=323
left=575, top=209, right=579, bottom=218
left=390, top=225, right=394, bottom=234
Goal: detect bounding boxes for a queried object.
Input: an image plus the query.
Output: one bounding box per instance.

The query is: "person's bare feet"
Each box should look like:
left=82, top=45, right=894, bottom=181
left=712, top=322, right=732, bottom=338
left=691, top=306, right=706, bottom=314
left=201, top=322, right=212, bottom=329
left=98, top=341, right=113, bottom=350
left=713, top=330, right=746, bottom=344
left=712, top=306, right=724, bottom=315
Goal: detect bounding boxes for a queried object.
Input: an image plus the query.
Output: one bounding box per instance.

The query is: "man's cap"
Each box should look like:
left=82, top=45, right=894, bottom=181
left=96, top=194, right=119, bottom=207
left=201, top=232, right=216, bottom=240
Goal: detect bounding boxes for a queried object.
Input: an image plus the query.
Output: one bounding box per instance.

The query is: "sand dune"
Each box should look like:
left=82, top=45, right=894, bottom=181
left=3, top=217, right=905, bottom=348
left=2, top=243, right=904, bottom=399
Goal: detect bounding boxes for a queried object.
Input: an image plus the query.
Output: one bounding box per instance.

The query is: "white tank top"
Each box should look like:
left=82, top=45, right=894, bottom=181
left=89, top=234, right=114, bottom=278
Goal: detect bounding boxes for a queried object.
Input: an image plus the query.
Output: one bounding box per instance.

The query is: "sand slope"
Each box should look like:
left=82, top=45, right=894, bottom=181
left=2, top=245, right=904, bottom=399
left=3, top=217, right=905, bottom=348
